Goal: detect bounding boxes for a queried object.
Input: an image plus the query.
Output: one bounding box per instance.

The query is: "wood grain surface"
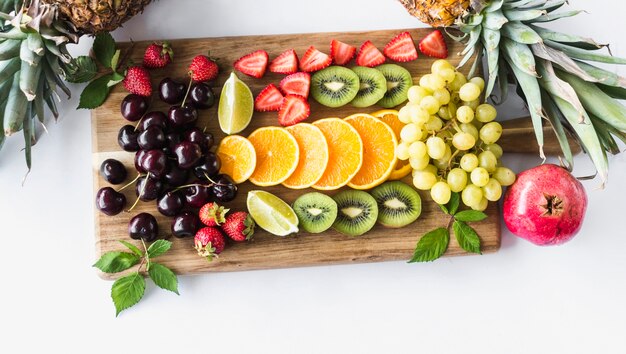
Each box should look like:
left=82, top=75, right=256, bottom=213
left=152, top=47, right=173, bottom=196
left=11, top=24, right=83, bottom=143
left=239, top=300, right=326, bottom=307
left=92, top=28, right=574, bottom=279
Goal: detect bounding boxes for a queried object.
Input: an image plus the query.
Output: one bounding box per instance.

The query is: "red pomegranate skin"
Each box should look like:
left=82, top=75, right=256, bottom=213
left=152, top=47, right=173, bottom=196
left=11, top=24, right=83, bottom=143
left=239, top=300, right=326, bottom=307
left=503, top=164, right=587, bottom=246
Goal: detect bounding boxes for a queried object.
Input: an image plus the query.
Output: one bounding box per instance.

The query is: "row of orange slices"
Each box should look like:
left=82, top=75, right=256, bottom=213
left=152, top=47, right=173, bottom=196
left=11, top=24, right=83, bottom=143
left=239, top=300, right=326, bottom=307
left=216, top=110, right=412, bottom=190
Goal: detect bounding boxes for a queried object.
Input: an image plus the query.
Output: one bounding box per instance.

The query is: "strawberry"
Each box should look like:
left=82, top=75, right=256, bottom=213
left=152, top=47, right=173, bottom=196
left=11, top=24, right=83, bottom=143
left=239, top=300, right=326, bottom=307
left=188, top=54, right=219, bottom=82
left=142, top=41, right=173, bottom=68
left=194, top=227, right=226, bottom=261
left=384, top=31, right=418, bottom=62
left=222, top=211, right=255, bottom=242
left=356, top=41, right=386, bottom=67
left=270, top=49, right=299, bottom=74
left=299, top=46, right=332, bottom=73
left=279, top=72, right=310, bottom=99
left=419, top=30, right=448, bottom=59
left=278, top=95, right=310, bottom=127
left=255, top=84, right=284, bottom=112
left=123, top=66, right=152, bottom=97
left=234, top=50, right=269, bottom=78
left=199, top=202, right=229, bottom=227
left=330, top=39, right=356, bottom=65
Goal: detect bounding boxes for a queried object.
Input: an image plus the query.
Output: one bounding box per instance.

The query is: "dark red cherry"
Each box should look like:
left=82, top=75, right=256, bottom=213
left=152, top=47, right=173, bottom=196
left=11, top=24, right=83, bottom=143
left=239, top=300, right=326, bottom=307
left=138, top=111, right=168, bottom=131
left=189, top=83, right=215, bottom=109
left=118, top=125, right=140, bottom=152
left=184, top=183, right=213, bottom=208
left=121, top=94, right=149, bottom=122
left=174, top=141, right=202, bottom=169
left=163, top=132, right=182, bottom=156
left=168, top=104, right=198, bottom=129
left=171, top=211, right=201, bottom=238
left=134, top=150, right=148, bottom=173
left=135, top=175, right=164, bottom=201
left=141, top=149, right=168, bottom=178
left=100, top=158, right=128, bottom=185
left=163, top=164, right=189, bottom=187
left=137, top=126, right=166, bottom=150
left=158, top=78, right=186, bottom=104
left=212, top=174, right=237, bottom=203
left=96, top=187, right=126, bottom=216
left=157, top=191, right=185, bottom=217
left=128, top=213, right=158, bottom=242
left=193, top=152, right=221, bottom=180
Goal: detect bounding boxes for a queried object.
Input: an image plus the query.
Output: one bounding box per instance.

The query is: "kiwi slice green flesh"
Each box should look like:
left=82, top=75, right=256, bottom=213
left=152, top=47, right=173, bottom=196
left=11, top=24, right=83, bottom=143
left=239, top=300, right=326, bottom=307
left=375, top=64, right=413, bottom=108
left=293, top=192, right=338, bottom=234
left=332, top=190, right=378, bottom=236
left=350, top=66, right=387, bottom=108
left=371, top=181, right=422, bottom=228
left=311, top=66, right=360, bottom=108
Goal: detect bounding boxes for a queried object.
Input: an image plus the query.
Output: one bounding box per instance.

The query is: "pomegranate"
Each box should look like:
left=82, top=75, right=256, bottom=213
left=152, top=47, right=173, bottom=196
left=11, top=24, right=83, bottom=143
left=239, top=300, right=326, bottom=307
left=503, top=164, right=587, bottom=246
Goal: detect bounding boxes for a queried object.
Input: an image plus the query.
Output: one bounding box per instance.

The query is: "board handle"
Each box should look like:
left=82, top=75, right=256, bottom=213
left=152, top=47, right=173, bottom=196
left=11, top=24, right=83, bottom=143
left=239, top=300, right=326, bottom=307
left=500, top=116, right=582, bottom=156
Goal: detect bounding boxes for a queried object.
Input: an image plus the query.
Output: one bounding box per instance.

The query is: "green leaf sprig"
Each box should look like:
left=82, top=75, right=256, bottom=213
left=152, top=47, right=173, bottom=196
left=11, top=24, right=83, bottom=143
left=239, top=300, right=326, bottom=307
left=409, top=193, right=486, bottom=263
left=93, top=239, right=179, bottom=316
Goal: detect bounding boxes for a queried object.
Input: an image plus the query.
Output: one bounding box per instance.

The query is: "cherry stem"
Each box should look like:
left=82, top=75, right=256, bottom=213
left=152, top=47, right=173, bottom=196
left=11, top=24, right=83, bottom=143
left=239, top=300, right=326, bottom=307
left=117, top=173, right=143, bottom=193
left=181, top=76, right=193, bottom=107
left=126, top=172, right=150, bottom=212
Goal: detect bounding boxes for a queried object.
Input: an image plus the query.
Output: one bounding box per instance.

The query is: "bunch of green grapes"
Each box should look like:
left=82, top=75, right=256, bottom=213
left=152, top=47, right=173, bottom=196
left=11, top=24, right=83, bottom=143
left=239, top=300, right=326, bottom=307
left=395, top=59, right=516, bottom=211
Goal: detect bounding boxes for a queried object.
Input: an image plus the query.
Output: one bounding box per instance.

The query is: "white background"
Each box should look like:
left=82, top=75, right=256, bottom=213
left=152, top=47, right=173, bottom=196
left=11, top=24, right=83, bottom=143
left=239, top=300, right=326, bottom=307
left=1, top=0, right=625, bottom=353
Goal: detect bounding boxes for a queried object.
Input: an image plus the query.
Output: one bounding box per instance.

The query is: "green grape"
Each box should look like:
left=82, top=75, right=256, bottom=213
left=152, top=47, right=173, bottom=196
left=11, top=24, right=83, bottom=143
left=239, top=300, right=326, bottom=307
left=478, top=150, right=497, bottom=173
left=431, top=59, right=454, bottom=73
left=469, top=77, right=485, bottom=91
left=431, top=181, right=452, bottom=205
left=413, top=171, right=437, bottom=190
left=447, top=168, right=468, bottom=192
left=433, top=88, right=451, bottom=105
left=400, top=123, right=422, bottom=143
left=456, top=106, right=475, bottom=123
left=447, top=101, right=458, bottom=119
left=472, top=197, right=488, bottom=211
left=426, top=136, right=446, bottom=159
left=459, top=123, right=479, bottom=140
left=409, top=153, right=430, bottom=170
left=483, top=178, right=502, bottom=201
left=408, top=85, right=429, bottom=104
left=479, top=122, right=503, bottom=144
left=420, top=96, right=441, bottom=115
left=470, top=167, right=490, bottom=187
left=484, top=143, right=503, bottom=159
left=452, top=132, right=476, bottom=151
left=493, top=167, right=516, bottom=186
left=433, top=156, right=449, bottom=170
left=471, top=119, right=484, bottom=131
left=460, top=153, right=478, bottom=172
left=424, top=116, right=444, bottom=131
left=429, top=74, right=446, bottom=91
left=410, top=104, right=430, bottom=124
left=449, top=72, right=467, bottom=92
left=438, top=68, right=456, bottom=83
left=396, top=142, right=410, bottom=160
left=439, top=144, right=452, bottom=162
left=419, top=74, right=432, bottom=89
left=475, top=103, right=497, bottom=123
left=408, top=141, right=427, bottom=159
left=459, top=82, right=481, bottom=102
left=464, top=99, right=480, bottom=110
left=462, top=184, right=483, bottom=208
left=438, top=105, right=451, bottom=120
left=424, top=164, right=439, bottom=175
left=398, top=105, right=412, bottom=124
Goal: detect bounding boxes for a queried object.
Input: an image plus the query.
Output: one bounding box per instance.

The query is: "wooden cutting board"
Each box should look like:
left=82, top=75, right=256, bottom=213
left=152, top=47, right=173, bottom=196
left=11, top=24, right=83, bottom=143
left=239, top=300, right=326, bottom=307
left=92, top=28, right=576, bottom=280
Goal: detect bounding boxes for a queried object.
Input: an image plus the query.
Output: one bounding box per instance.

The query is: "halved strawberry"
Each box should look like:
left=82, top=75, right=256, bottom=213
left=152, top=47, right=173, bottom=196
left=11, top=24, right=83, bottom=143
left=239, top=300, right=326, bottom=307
left=330, top=39, right=356, bottom=65
left=234, top=50, right=269, bottom=78
left=279, top=72, right=310, bottom=99
left=356, top=40, right=386, bottom=67
left=299, top=46, right=332, bottom=73
left=384, top=31, right=418, bottom=62
left=278, top=95, right=310, bottom=127
left=270, top=49, right=299, bottom=74
left=419, top=30, right=448, bottom=59
left=254, top=84, right=284, bottom=112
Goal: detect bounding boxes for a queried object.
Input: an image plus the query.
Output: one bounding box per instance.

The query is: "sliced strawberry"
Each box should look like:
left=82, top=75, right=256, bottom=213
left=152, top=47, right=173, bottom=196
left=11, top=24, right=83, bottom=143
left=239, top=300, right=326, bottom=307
left=419, top=30, right=448, bottom=59
left=254, top=84, right=284, bottom=112
left=330, top=39, right=356, bottom=65
left=299, top=46, right=332, bottom=73
left=356, top=41, right=386, bottom=67
left=270, top=49, right=299, bottom=74
left=278, top=95, right=310, bottom=127
left=384, top=31, right=418, bottom=62
left=234, top=50, right=269, bottom=78
left=279, top=72, right=311, bottom=99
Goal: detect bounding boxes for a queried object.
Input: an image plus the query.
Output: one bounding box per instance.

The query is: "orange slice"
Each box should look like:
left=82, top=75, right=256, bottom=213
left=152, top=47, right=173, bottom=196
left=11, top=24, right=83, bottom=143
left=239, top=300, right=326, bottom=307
left=312, top=118, right=363, bottom=190
left=216, top=135, right=257, bottom=184
left=283, top=123, right=330, bottom=189
left=344, top=113, right=398, bottom=189
left=371, top=109, right=411, bottom=181
left=248, top=127, right=300, bottom=186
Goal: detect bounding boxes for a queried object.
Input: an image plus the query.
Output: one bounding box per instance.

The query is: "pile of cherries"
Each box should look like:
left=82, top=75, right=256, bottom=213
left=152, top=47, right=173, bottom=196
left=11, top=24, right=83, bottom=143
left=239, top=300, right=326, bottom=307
left=95, top=77, right=237, bottom=242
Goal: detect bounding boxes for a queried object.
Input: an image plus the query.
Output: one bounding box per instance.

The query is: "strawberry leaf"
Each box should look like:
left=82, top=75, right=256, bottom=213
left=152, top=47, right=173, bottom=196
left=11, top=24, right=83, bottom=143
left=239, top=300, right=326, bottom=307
left=454, top=210, right=487, bottom=222
left=409, top=227, right=449, bottom=263
left=93, top=251, right=140, bottom=273
left=107, top=72, right=124, bottom=88
left=111, top=272, right=145, bottom=316
left=148, top=263, right=179, bottom=295
left=110, top=49, right=121, bottom=72
left=147, top=240, right=172, bottom=259
left=77, top=74, right=113, bottom=109
left=453, top=221, right=481, bottom=254
left=93, top=32, right=116, bottom=68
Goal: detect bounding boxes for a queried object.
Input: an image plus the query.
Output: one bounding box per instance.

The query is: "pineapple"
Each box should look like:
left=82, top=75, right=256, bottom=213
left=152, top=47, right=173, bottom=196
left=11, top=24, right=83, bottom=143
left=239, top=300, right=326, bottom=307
left=400, top=0, right=626, bottom=186
left=0, top=0, right=151, bottom=171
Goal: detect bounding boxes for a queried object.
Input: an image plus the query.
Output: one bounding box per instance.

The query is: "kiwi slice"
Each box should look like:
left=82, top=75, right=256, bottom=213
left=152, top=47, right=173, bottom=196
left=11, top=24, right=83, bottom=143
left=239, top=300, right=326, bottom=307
left=350, top=66, right=387, bottom=108
left=311, top=66, right=360, bottom=108
left=332, top=190, right=378, bottom=236
left=375, top=64, right=413, bottom=108
left=293, top=192, right=338, bottom=234
left=370, top=181, right=422, bottom=228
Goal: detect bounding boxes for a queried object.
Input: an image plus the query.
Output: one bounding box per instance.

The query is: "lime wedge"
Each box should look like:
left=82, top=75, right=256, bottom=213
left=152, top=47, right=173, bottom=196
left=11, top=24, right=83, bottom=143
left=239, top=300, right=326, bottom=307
left=247, top=190, right=299, bottom=236
left=218, top=72, right=254, bottom=135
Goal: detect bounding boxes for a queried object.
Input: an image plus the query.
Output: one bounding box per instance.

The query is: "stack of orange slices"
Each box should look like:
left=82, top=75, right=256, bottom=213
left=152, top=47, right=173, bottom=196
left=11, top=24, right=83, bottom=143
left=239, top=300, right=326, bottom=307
left=216, top=110, right=406, bottom=190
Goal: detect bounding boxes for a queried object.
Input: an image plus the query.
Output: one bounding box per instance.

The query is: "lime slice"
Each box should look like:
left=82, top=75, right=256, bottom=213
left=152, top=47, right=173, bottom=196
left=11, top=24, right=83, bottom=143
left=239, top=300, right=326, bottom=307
left=218, top=72, right=254, bottom=135
left=247, top=190, right=299, bottom=236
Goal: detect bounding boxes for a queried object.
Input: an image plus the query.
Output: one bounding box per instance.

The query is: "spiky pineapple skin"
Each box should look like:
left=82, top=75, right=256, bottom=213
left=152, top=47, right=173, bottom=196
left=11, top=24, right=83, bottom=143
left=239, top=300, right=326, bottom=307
left=398, top=0, right=471, bottom=27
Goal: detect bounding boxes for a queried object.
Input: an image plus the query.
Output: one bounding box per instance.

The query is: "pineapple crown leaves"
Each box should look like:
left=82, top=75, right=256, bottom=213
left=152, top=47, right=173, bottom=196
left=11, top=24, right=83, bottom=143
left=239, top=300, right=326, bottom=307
left=446, top=0, right=626, bottom=187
